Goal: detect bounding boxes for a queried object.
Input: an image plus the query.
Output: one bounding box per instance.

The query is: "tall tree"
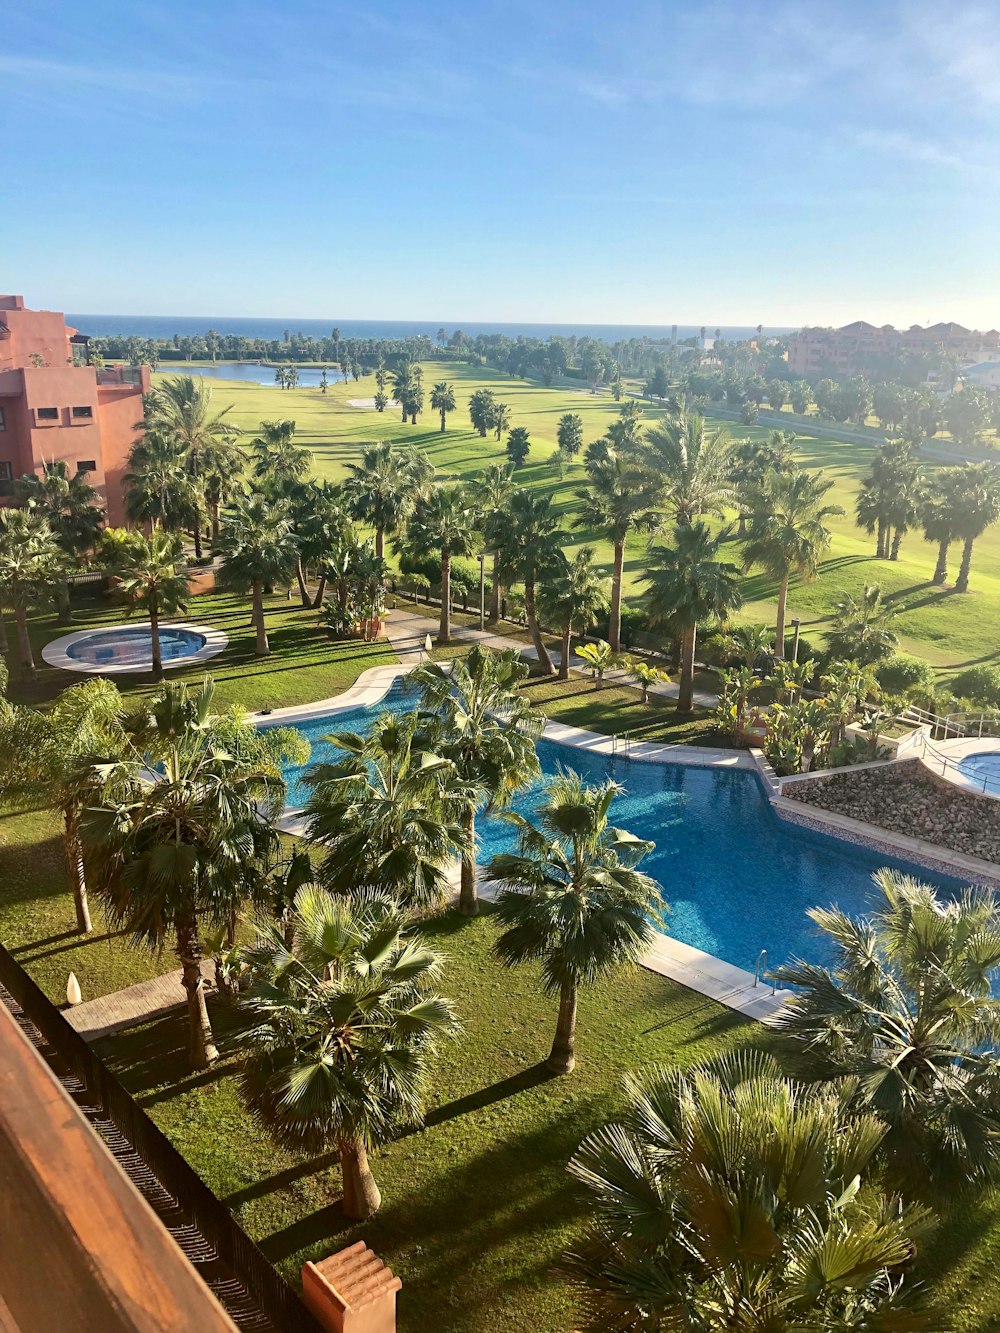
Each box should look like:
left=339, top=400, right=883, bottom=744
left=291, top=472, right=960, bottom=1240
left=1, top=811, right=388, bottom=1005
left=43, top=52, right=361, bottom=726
left=199, top=431, right=247, bottom=544
left=641, top=521, right=743, bottom=710
left=498, top=490, right=567, bottom=674
left=556, top=413, right=584, bottom=461
left=468, top=388, right=496, bottom=437
left=575, top=456, right=658, bottom=654
left=637, top=410, right=733, bottom=526
left=103, top=528, right=190, bottom=681
left=16, top=462, right=104, bottom=623
left=947, top=461, right=1000, bottom=592
left=538, top=549, right=610, bottom=681
left=236, top=886, right=458, bottom=1219
left=251, top=419, right=311, bottom=493
left=390, top=361, right=415, bottom=423
left=487, top=773, right=662, bottom=1074
left=567, top=1050, right=938, bottom=1329
left=506, top=425, right=531, bottom=467
left=921, top=469, right=962, bottom=585
left=123, top=431, right=199, bottom=535
left=0, top=509, right=66, bottom=681
left=402, top=485, right=477, bottom=643
left=414, top=646, right=543, bottom=915
left=430, top=381, right=457, bottom=432
left=344, top=442, right=426, bottom=560
left=217, top=497, right=299, bottom=656
left=741, top=468, right=843, bottom=654
left=475, top=462, right=515, bottom=624
left=492, top=401, right=512, bottom=441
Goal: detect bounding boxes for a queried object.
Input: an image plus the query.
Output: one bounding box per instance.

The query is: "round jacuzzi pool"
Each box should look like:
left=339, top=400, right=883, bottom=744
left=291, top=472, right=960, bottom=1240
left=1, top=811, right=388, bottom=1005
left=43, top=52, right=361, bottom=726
left=956, top=751, right=1000, bottom=795
left=42, top=622, right=228, bottom=674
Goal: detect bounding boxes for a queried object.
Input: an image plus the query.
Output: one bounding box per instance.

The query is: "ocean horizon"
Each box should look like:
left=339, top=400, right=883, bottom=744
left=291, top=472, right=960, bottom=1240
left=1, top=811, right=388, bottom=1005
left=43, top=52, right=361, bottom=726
left=68, top=314, right=793, bottom=343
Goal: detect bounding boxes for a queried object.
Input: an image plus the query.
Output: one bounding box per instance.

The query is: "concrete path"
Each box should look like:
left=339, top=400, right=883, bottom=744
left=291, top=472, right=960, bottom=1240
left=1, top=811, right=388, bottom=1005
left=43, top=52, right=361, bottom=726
left=382, top=608, right=719, bottom=708
left=64, top=961, right=213, bottom=1043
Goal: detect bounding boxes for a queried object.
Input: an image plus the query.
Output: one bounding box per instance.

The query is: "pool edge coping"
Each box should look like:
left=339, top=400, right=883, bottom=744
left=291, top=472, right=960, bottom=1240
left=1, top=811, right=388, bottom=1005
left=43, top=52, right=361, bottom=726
left=41, top=619, right=230, bottom=675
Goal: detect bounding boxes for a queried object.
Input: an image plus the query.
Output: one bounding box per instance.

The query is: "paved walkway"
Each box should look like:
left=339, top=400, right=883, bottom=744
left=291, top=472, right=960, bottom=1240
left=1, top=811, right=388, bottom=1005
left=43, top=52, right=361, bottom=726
left=64, top=961, right=213, bottom=1042
left=383, top=608, right=719, bottom=708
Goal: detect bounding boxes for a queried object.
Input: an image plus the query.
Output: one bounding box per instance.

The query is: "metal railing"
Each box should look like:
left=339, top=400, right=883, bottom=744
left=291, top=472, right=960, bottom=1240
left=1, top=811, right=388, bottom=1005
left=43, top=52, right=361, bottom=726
left=917, top=729, right=1000, bottom=796
left=0, top=943, right=323, bottom=1333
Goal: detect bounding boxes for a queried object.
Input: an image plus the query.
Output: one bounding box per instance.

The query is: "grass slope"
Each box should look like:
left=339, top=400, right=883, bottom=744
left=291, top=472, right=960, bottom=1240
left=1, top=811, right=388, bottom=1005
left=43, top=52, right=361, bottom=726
left=155, top=362, right=1000, bottom=676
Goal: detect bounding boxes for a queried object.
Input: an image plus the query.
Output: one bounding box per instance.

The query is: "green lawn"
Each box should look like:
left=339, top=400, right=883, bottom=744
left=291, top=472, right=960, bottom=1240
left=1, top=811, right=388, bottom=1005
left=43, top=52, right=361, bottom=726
left=156, top=361, right=1000, bottom=677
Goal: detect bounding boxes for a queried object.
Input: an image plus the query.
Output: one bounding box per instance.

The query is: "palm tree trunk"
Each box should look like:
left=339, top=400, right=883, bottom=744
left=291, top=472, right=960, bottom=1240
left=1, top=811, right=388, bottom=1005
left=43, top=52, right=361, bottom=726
left=211, top=494, right=221, bottom=544
left=176, top=917, right=218, bottom=1070
left=440, top=409, right=447, bottom=433
left=311, top=572, right=328, bottom=609
left=774, top=574, right=789, bottom=658
left=956, top=537, right=975, bottom=593
left=64, top=804, right=92, bottom=934
left=339, top=1136, right=381, bottom=1220
left=890, top=528, right=903, bottom=561
left=488, top=551, right=501, bottom=624
left=57, top=581, right=73, bottom=625
left=678, top=623, right=697, bottom=712
left=295, top=559, right=311, bottom=607
left=547, top=980, right=577, bottom=1075
left=439, top=551, right=451, bottom=643
left=737, top=512, right=747, bottom=537
left=14, top=605, right=36, bottom=682
left=252, top=579, right=270, bottom=655
left=0, top=606, right=8, bottom=655
left=150, top=604, right=163, bottom=681
left=459, top=808, right=478, bottom=916
left=524, top=577, right=554, bottom=674
left=609, top=537, right=625, bottom=654
left=933, top=539, right=949, bottom=585
left=876, top=517, right=887, bottom=559
left=559, top=622, right=572, bottom=681
left=375, top=528, right=385, bottom=561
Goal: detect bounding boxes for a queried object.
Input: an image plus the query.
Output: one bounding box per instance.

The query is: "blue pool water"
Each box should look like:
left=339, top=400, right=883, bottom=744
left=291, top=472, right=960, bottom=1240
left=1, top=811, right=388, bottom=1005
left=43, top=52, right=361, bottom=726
left=65, top=626, right=206, bottom=668
left=957, top=752, right=1000, bottom=796
left=267, top=682, right=970, bottom=974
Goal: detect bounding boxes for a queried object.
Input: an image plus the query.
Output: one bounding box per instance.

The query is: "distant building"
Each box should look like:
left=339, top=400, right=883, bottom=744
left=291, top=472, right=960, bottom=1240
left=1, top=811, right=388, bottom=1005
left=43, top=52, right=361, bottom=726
left=0, top=295, right=149, bottom=524
left=963, top=361, right=1000, bottom=391
left=786, top=320, right=1000, bottom=378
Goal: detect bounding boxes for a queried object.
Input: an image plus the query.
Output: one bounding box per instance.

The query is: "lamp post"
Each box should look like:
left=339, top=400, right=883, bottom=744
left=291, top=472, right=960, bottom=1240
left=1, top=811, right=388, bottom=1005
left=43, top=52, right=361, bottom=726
left=791, top=617, right=801, bottom=664
left=478, top=552, right=486, bottom=632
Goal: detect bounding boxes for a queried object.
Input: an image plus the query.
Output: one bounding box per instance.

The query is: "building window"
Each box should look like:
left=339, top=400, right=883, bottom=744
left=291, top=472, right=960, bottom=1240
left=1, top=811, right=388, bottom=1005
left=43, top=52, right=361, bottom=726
left=76, top=460, right=97, bottom=473
left=37, top=407, right=59, bottom=420
left=0, top=462, right=13, bottom=497
left=72, top=405, right=94, bottom=419
left=0, top=406, right=5, bottom=431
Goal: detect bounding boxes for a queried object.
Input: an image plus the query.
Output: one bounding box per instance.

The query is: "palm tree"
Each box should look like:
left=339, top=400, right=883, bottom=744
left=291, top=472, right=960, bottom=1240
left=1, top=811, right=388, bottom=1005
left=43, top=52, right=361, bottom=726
left=566, top=1049, right=937, bottom=1330
left=741, top=468, right=843, bottom=655
left=493, top=401, right=512, bottom=441
left=636, top=410, right=733, bottom=525
left=826, top=583, right=899, bottom=663
left=344, top=442, right=424, bottom=560
left=200, top=432, right=246, bottom=543
left=430, top=381, right=457, bottom=432
left=236, top=886, right=458, bottom=1220
left=498, top=489, right=567, bottom=674
left=476, top=462, right=515, bottom=624
left=575, top=456, right=658, bottom=654
left=0, top=509, right=66, bottom=681
left=413, top=646, right=543, bottom=915
left=486, top=773, right=662, bottom=1074
left=725, top=621, right=773, bottom=668
left=217, top=497, right=299, bottom=656
left=468, top=388, right=496, bottom=437
left=17, top=462, right=104, bottom=623
left=401, top=485, right=477, bottom=643
left=304, top=712, right=465, bottom=910
left=390, top=361, right=415, bottom=423
left=921, top=474, right=961, bottom=585
left=775, top=870, right=1000, bottom=1192
left=288, top=480, right=354, bottom=609
left=538, top=549, right=610, bottom=682
left=251, top=419, right=311, bottom=494
left=144, top=376, right=240, bottom=559
left=123, top=430, right=199, bottom=535
left=104, top=528, right=189, bottom=681
left=641, top=522, right=743, bottom=711
left=81, top=677, right=291, bottom=1068
left=948, top=461, right=1000, bottom=592
left=854, top=440, right=923, bottom=560
left=0, top=678, right=129, bottom=932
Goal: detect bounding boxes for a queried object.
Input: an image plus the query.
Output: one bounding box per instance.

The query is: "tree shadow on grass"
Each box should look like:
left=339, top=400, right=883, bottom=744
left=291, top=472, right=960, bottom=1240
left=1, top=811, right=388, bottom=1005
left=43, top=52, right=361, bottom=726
left=13, top=929, right=127, bottom=965
left=97, top=999, right=247, bottom=1104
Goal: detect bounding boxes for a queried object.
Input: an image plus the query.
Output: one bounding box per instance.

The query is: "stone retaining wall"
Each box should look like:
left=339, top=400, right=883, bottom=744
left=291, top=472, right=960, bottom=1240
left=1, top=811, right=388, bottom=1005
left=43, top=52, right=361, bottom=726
left=783, top=758, right=1000, bottom=866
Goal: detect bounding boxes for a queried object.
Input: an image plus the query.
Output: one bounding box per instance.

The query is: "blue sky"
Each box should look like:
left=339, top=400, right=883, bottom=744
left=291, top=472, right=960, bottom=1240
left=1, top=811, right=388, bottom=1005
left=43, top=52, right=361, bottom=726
left=3, top=1, right=997, bottom=326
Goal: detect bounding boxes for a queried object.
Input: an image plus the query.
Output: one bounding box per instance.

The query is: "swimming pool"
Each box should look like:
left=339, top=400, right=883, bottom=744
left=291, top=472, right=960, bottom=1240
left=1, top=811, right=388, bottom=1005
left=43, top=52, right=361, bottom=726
left=266, top=680, right=969, bottom=974
left=42, top=622, right=229, bottom=674
left=957, top=751, right=1000, bottom=796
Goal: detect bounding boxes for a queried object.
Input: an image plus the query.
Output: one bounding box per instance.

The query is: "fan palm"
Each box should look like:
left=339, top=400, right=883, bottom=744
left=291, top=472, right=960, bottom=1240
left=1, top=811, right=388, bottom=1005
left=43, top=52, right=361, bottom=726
left=80, top=677, right=295, bottom=1068
left=493, top=401, right=512, bottom=440
left=947, top=461, right=1000, bottom=592
left=251, top=419, right=311, bottom=495
left=486, top=773, right=663, bottom=1074
left=430, top=380, right=457, bottom=432
left=741, top=468, right=843, bottom=654
left=400, top=485, right=477, bottom=643
left=641, top=521, right=743, bottom=711
left=497, top=489, right=568, bottom=674
left=566, top=1049, right=938, bottom=1330
left=0, top=509, right=65, bottom=680
left=538, top=550, right=611, bottom=682
left=826, top=583, right=899, bottom=664
left=17, top=462, right=104, bottom=622
left=123, top=430, right=200, bottom=535
left=0, top=678, right=129, bottom=932
left=635, top=410, right=733, bottom=525
left=775, top=869, right=1000, bottom=1192
left=476, top=462, right=515, bottom=624
left=344, top=442, right=426, bottom=560
left=198, top=432, right=246, bottom=543
left=217, top=497, right=299, bottom=656
left=921, top=472, right=961, bottom=585
left=103, top=528, right=190, bottom=681
left=413, top=645, right=544, bottom=915
left=144, top=376, right=240, bottom=559
left=575, top=457, right=658, bottom=654
left=303, top=712, right=466, bottom=910
left=236, top=886, right=459, bottom=1219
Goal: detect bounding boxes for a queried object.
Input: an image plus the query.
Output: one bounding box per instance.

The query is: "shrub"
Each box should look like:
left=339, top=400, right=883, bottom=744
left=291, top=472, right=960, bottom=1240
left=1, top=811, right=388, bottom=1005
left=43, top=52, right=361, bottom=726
left=782, top=634, right=817, bottom=665
left=876, top=653, right=936, bottom=699
left=950, top=665, right=1000, bottom=707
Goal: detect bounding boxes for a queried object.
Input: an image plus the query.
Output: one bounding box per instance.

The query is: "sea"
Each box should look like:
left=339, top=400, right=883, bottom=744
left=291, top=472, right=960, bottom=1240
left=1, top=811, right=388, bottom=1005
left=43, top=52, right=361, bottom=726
left=68, top=315, right=791, bottom=344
